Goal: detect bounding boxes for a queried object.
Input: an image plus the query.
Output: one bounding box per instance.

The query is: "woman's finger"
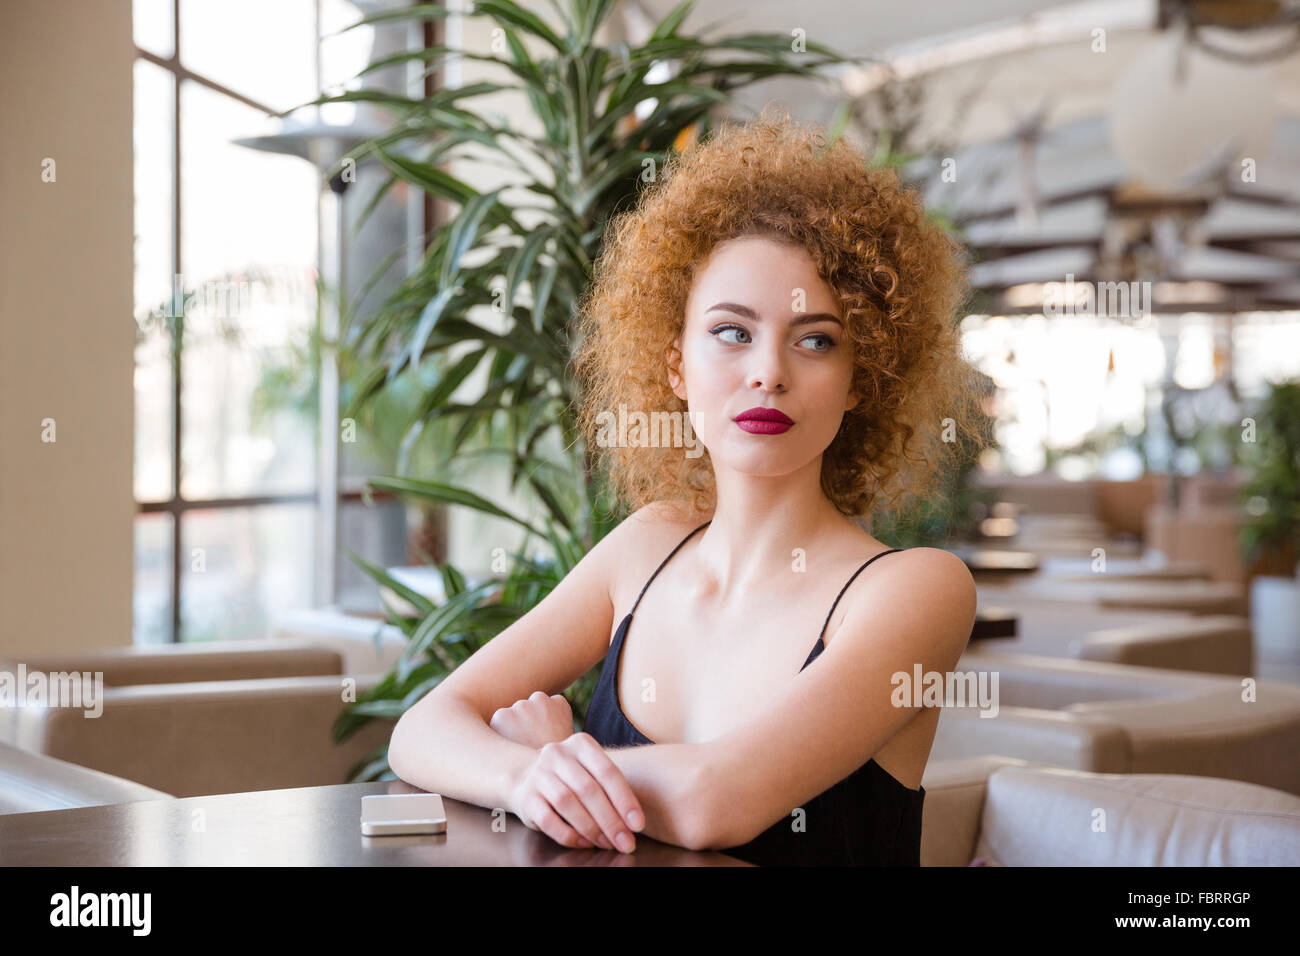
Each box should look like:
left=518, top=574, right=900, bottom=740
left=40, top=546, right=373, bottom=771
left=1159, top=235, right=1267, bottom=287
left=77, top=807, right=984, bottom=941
left=537, top=773, right=610, bottom=849
left=552, top=753, right=634, bottom=852
left=526, top=791, right=592, bottom=849
left=571, top=733, right=645, bottom=834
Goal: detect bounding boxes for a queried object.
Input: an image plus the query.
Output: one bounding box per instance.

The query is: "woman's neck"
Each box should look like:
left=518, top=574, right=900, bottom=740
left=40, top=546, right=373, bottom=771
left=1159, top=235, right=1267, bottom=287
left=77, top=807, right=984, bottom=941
left=688, top=504, right=867, bottom=600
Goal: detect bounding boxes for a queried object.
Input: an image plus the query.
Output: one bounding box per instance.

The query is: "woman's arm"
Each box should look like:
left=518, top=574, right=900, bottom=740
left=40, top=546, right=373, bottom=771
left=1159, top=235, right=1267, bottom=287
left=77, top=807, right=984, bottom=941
left=404, top=686, right=712, bottom=850
left=390, top=692, right=708, bottom=850
left=386, top=506, right=631, bottom=814
left=397, top=686, right=712, bottom=853
left=602, top=741, right=713, bottom=851
left=387, top=691, right=540, bottom=814
left=485, top=691, right=712, bottom=849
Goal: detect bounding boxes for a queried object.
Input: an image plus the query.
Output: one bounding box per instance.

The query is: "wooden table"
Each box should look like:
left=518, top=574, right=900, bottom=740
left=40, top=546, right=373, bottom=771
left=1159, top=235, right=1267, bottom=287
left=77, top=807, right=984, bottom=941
left=0, top=779, right=750, bottom=866
left=958, top=548, right=1041, bottom=576
left=970, top=607, right=1018, bottom=641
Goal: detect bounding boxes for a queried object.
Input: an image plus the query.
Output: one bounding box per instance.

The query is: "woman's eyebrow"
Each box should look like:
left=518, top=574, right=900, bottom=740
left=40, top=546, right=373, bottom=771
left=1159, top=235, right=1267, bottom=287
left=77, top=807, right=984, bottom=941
left=705, top=301, right=843, bottom=327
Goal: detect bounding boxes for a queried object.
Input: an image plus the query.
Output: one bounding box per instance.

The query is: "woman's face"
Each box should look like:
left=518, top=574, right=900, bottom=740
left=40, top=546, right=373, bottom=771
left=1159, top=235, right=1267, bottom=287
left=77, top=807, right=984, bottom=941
left=668, top=234, right=859, bottom=476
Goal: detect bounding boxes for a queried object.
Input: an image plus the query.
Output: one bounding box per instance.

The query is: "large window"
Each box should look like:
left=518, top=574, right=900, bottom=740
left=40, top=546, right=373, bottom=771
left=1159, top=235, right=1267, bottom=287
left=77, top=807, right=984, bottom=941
left=132, top=0, right=320, bottom=644
left=132, top=0, right=403, bottom=644
left=961, top=310, right=1300, bottom=480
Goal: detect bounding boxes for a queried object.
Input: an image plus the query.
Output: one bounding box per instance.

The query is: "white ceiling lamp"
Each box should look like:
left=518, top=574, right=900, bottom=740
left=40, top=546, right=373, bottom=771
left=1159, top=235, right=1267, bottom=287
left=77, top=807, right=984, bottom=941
left=1107, top=2, right=1293, bottom=195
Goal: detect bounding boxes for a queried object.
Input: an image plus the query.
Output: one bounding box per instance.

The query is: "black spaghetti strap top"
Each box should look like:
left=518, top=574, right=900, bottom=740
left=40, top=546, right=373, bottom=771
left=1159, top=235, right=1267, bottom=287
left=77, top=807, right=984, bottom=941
left=584, top=519, right=925, bottom=866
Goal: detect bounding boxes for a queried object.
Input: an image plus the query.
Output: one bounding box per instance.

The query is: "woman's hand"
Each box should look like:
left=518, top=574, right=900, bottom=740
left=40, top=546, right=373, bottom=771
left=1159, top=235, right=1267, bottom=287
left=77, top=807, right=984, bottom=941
left=507, top=733, right=645, bottom=853
left=489, top=691, right=575, bottom=750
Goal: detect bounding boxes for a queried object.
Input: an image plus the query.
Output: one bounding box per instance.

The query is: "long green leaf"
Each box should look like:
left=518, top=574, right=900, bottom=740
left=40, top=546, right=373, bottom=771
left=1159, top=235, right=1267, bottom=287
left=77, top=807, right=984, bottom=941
left=439, top=562, right=468, bottom=599
left=329, top=2, right=451, bottom=35
left=441, top=186, right=507, bottom=289
left=531, top=259, right=559, bottom=334
left=475, top=0, right=568, bottom=55
left=577, top=0, right=619, bottom=48
left=504, top=225, right=553, bottom=320
left=366, top=476, right=545, bottom=537
left=346, top=549, right=436, bottom=617
left=410, top=346, right=487, bottom=424
left=373, top=147, right=478, bottom=205
left=650, top=0, right=695, bottom=41
left=526, top=471, right=573, bottom=533
left=400, top=580, right=502, bottom=680
left=394, top=283, right=461, bottom=384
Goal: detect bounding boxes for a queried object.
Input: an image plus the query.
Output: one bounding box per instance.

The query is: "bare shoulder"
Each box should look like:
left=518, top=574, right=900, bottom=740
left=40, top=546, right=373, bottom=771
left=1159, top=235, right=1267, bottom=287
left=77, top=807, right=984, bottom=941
left=846, top=546, right=977, bottom=652
left=886, top=546, right=976, bottom=590
left=588, top=499, right=713, bottom=606
left=878, top=546, right=976, bottom=610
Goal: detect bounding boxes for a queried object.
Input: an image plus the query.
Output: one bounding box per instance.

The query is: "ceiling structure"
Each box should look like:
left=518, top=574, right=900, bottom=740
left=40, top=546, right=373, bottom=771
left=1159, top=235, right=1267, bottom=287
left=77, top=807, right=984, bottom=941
left=622, top=0, right=1300, bottom=313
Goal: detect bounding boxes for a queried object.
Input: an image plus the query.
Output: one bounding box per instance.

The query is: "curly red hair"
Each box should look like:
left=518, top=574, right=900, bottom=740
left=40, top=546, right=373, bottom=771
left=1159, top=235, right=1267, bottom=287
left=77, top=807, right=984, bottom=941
left=570, top=105, right=987, bottom=523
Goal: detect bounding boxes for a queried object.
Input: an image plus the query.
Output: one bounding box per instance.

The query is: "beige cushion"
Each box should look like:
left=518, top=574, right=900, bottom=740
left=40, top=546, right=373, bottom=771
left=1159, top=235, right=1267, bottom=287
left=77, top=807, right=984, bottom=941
left=11, top=675, right=395, bottom=797
left=932, top=652, right=1300, bottom=795
left=1072, top=615, right=1252, bottom=675
left=1146, top=504, right=1246, bottom=587
left=960, top=649, right=1226, bottom=706
left=0, top=638, right=344, bottom=686
left=1095, top=475, right=1167, bottom=538
left=920, top=755, right=1028, bottom=866
left=973, top=766, right=1300, bottom=865
left=1065, top=685, right=1300, bottom=795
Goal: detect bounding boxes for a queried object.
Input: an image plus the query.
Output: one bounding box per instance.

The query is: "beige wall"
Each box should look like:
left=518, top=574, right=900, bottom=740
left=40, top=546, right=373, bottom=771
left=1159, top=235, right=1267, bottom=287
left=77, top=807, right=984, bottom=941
left=0, top=1, right=135, bottom=654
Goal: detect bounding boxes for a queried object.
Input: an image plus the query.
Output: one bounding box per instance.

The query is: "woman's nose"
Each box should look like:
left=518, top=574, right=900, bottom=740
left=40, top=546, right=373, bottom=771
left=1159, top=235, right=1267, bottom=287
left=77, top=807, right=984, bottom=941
left=747, top=346, right=787, bottom=393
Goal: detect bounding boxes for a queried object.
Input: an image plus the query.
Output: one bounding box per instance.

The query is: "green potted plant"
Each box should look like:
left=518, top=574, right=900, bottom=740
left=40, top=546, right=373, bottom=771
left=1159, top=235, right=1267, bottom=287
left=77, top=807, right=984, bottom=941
left=1238, top=379, right=1300, bottom=666
left=1237, top=379, right=1300, bottom=574
left=1239, top=379, right=1300, bottom=574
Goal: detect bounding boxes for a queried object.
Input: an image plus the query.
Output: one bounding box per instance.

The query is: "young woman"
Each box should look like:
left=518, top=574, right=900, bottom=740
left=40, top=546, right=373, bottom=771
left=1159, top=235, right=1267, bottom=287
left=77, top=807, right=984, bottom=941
left=387, top=105, right=985, bottom=866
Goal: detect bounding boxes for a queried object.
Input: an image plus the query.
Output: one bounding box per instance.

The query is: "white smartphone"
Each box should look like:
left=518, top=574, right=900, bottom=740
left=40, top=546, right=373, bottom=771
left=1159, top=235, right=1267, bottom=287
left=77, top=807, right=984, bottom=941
left=360, top=793, right=447, bottom=836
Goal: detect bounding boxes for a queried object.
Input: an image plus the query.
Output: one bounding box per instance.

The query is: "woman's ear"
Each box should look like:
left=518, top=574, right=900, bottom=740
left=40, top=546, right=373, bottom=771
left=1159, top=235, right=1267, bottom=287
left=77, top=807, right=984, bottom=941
left=844, top=386, right=861, bottom=412
left=667, top=338, right=687, bottom=400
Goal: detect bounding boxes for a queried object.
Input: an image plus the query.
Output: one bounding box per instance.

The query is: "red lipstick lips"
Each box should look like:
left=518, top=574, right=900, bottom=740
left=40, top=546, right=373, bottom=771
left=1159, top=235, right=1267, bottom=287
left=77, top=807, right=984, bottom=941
left=734, top=406, right=794, bottom=435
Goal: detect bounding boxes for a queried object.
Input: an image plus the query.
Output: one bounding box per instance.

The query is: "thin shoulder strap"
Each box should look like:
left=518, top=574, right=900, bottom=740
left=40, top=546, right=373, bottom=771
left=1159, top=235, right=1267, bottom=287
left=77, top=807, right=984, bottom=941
left=817, top=548, right=903, bottom=641
left=628, top=520, right=712, bottom=616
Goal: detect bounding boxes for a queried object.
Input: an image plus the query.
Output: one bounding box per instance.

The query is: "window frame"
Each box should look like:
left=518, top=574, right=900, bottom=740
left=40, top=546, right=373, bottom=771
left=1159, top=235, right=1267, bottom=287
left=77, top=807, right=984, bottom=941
left=133, top=0, right=405, bottom=642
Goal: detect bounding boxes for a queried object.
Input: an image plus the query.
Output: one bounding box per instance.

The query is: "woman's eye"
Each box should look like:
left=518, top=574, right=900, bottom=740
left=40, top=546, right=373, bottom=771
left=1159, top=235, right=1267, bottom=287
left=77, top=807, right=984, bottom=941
left=709, top=325, right=750, bottom=344
left=801, top=334, right=835, bottom=352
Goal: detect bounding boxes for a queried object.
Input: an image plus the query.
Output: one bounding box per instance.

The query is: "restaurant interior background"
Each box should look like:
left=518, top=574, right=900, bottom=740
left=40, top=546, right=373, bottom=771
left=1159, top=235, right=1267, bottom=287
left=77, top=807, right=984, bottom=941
left=1, top=0, right=1298, bottom=866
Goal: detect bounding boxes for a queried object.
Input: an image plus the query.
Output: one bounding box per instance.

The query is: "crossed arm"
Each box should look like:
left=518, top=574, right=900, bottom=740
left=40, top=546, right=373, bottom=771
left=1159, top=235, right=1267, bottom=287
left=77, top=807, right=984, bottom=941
left=390, top=546, right=974, bottom=853
left=386, top=687, right=711, bottom=849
